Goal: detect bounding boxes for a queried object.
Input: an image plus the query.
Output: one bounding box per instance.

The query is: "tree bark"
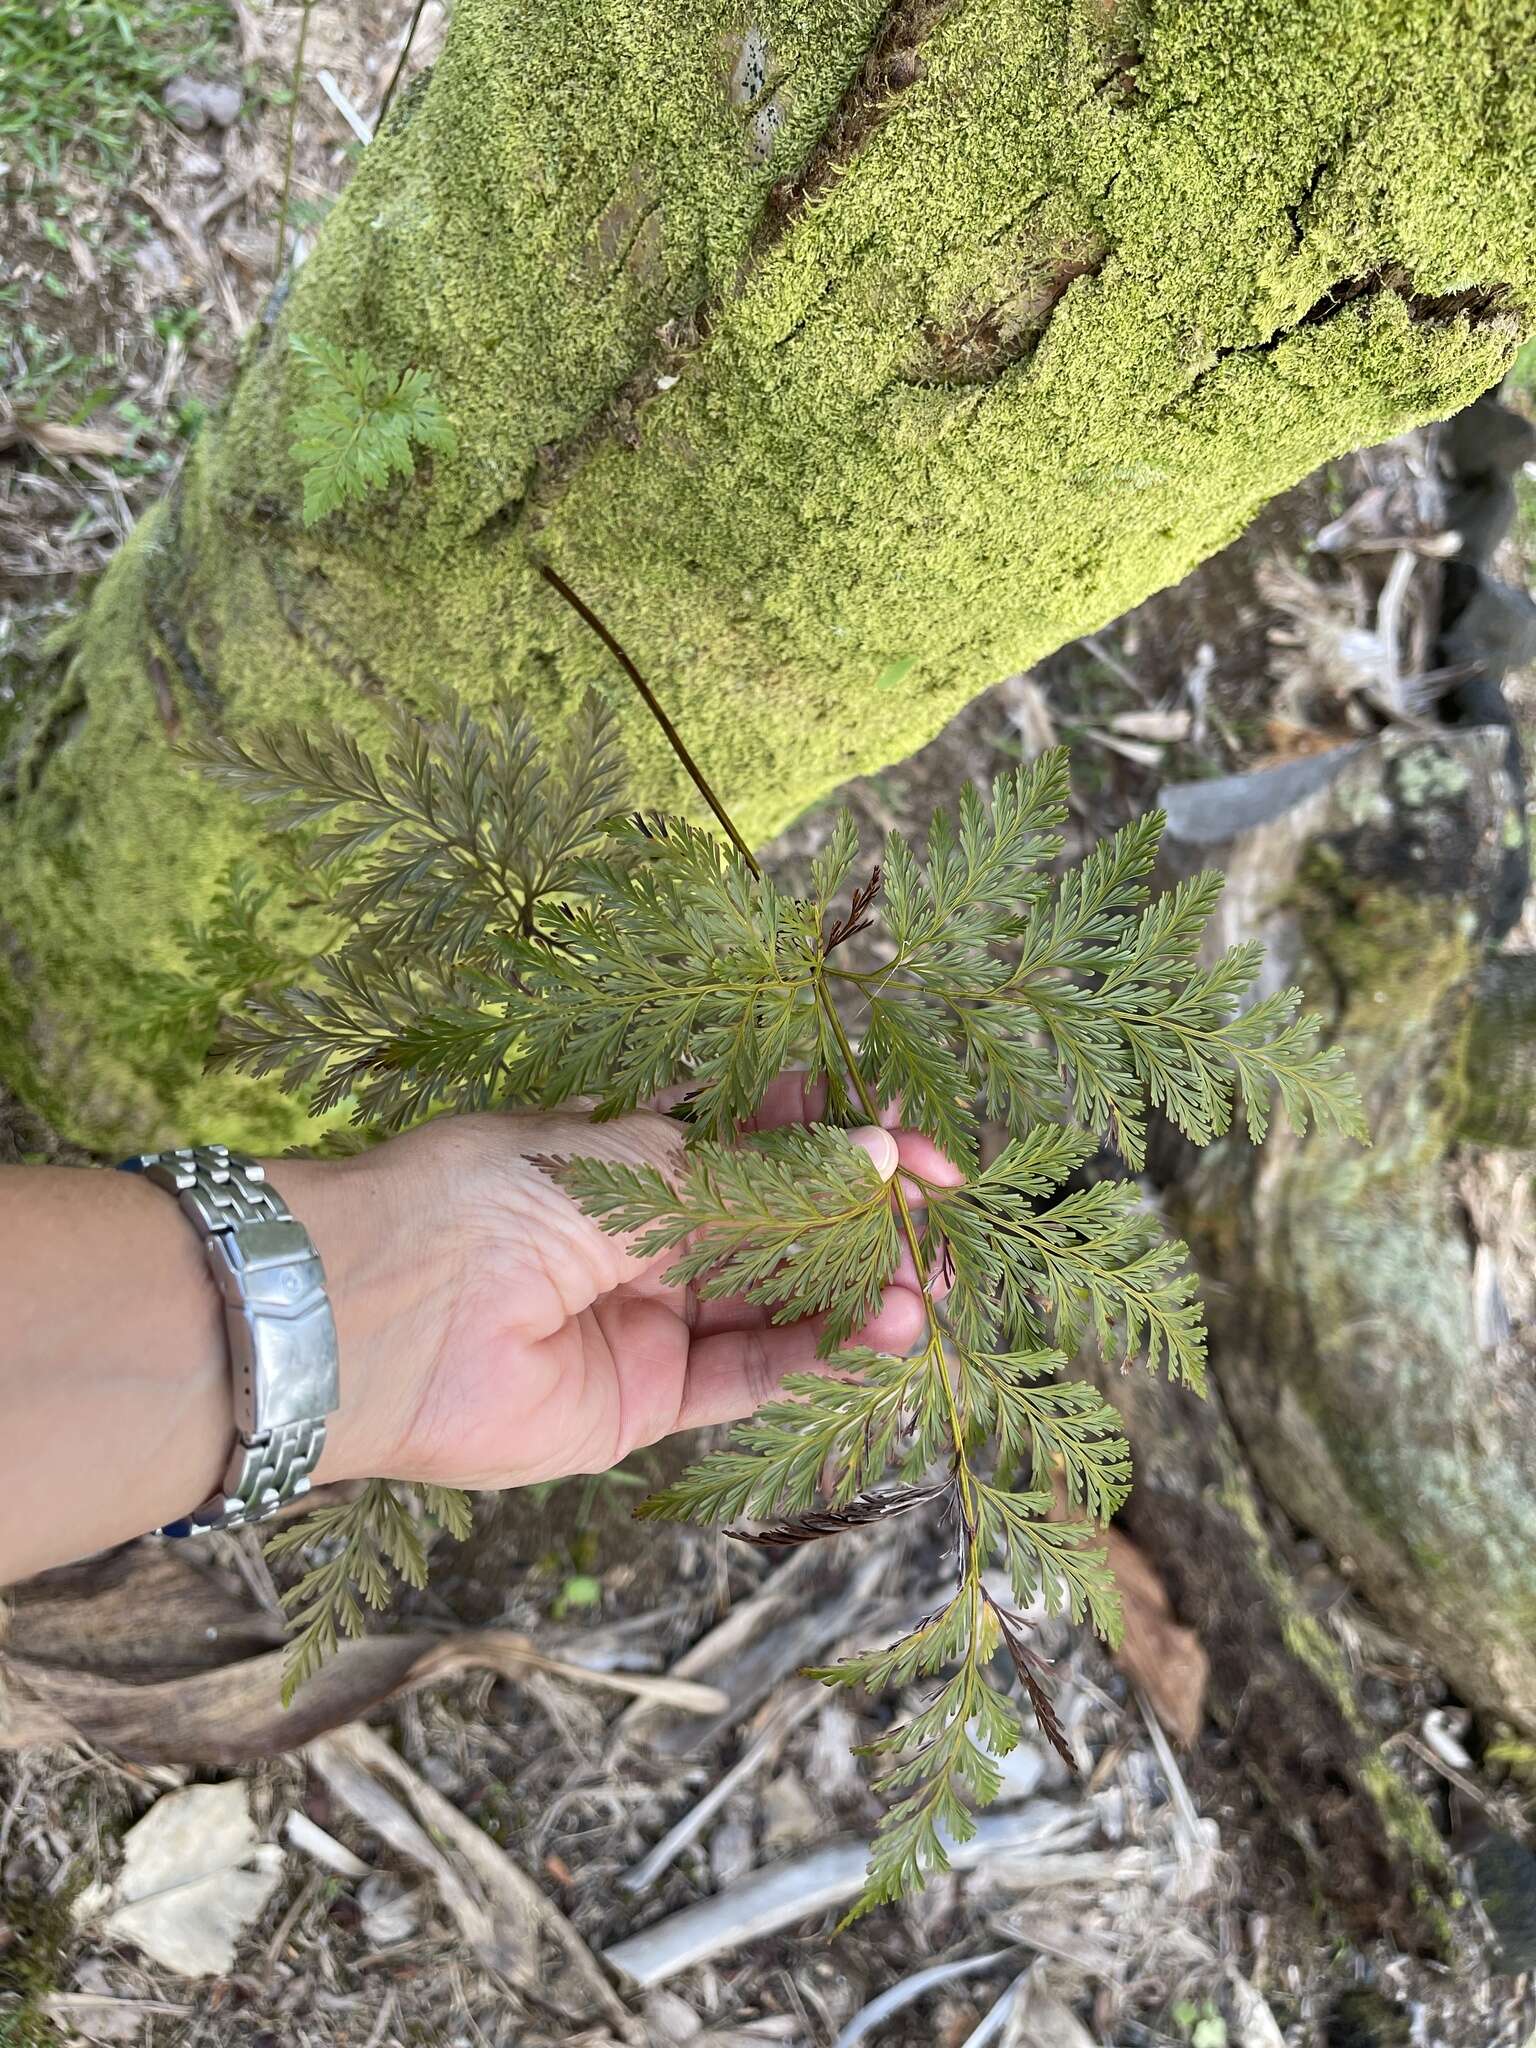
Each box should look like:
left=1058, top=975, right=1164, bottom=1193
left=1165, top=728, right=1536, bottom=1734
left=1103, top=1358, right=1452, bottom=1952
left=1450, top=952, right=1536, bottom=1148
left=2, top=0, right=1534, bottom=1150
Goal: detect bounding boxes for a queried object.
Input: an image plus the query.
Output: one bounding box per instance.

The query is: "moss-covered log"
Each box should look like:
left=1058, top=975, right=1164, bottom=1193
left=3, top=0, right=1535, bottom=1150
left=1169, top=728, right=1536, bottom=1732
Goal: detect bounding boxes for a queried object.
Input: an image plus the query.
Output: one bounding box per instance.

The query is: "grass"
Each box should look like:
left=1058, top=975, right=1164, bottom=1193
left=0, top=0, right=227, bottom=173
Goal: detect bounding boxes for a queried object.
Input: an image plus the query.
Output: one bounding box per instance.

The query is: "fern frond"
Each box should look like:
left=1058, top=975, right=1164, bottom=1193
left=199, top=677, right=1363, bottom=1916
left=290, top=334, right=457, bottom=524
left=265, top=1481, right=473, bottom=1705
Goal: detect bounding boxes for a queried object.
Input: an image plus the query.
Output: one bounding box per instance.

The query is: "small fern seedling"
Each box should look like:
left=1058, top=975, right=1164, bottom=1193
left=288, top=334, right=456, bottom=524
left=188, top=580, right=1364, bottom=1913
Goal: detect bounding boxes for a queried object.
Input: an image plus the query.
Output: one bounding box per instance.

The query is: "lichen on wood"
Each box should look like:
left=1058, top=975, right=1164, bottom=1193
left=1176, top=730, right=1536, bottom=1734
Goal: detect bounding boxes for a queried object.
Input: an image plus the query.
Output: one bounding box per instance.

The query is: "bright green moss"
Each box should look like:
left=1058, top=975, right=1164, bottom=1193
left=3, top=0, right=1534, bottom=1147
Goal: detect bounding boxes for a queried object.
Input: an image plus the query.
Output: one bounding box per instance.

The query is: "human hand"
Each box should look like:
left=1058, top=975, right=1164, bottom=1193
left=282, top=1076, right=958, bottom=1493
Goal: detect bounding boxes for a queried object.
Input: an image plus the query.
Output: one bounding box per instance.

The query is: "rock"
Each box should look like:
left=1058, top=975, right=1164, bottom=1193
left=162, top=75, right=208, bottom=129
left=759, top=1769, right=821, bottom=1852
left=1441, top=566, right=1536, bottom=673
left=162, top=74, right=243, bottom=132
left=180, top=147, right=221, bottom=180
left=199, top=81, right=244, bottom=129
left=642, top=1988, right=704, bottom=2043
left=133, top=237, right=181, bottom=291
left=1444, top=477, right=1518, bottom=567
left=1441, top=393, right=1536, bottom=481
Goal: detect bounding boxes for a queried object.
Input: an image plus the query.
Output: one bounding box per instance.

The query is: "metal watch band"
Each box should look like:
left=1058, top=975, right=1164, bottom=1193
left=124, top=1144, right=340, bottom=1536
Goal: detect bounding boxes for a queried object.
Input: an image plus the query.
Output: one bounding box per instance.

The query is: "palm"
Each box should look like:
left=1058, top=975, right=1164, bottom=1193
left=371, top=1084, right=946, bottom=1490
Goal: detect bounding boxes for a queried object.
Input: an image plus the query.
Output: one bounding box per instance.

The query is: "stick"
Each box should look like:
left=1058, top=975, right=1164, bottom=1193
left=619, top=1684, right=820, bottom=1894
left=603, top=1801, right=1080, bottom=1987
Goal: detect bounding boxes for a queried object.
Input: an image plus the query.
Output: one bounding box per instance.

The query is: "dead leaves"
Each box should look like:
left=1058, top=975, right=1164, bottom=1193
left=72, top=1781, right=283, bottom=1978
left=1102, top=1524, right=1209, bottom=1747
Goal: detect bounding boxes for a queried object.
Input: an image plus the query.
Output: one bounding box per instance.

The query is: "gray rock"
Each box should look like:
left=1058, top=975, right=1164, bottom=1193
left=162, top=75, right=243, bottom=132
left=1470, top=1826, right=1536, bottom=1975
left=199, top=81, right=244, bottom=129
left=162, top=75, right=208, bottom=130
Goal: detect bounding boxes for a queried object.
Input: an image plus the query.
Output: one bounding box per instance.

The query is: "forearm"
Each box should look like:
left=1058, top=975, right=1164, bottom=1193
left=0, top=1154, right=421, bottom=1584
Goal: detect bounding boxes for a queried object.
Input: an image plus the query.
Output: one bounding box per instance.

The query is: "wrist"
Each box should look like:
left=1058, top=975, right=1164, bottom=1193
left=262, top=1146, right=458, bottom=1487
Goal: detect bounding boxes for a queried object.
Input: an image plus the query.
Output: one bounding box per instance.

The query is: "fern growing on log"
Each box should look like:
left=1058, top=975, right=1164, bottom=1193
left=186, top=577, right=1364, bottom=1912
left=289, top=335, right=456, bottom=524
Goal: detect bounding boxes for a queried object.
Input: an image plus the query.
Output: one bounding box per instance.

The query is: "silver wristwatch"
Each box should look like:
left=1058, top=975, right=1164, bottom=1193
left=126, top=1144, right=340, bottom=1537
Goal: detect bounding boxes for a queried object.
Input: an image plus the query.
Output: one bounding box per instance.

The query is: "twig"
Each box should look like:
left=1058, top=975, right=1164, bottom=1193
left=1080, top=631, right=1150, bottom=702
left=958, top=1973, right=1029, bottom=2048
left=1374, top=545, right=1417, bottom=717
left=832, top=1952, right=1011, bottom=2048
left=284, top=1808, right=370, bottom=1878
left=263, top=1868, right=324, bottom=1972
left=619, top=1684, right=820, bottom=1893
left=275, top=0, right=314, bottom=278
left=306, top=1726, right=577, bottom=2005
left=375, top=0, right=429, bottom=133
left=603, top=1803, right=1079, bottom=1987
left=317, top=68, right=373, bottom=145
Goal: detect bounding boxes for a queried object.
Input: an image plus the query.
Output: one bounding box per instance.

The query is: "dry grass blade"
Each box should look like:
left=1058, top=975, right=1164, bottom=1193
left=726, top=1482, right=944, bottom=1549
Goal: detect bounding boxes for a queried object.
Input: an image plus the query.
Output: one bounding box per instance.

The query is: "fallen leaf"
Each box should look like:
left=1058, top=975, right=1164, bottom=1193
left=74, top=1781, right=282, bottom=1978
left=1103, top=1525, right=1209, bottom=1746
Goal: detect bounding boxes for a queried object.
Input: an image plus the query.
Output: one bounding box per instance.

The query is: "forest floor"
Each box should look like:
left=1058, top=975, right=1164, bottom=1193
left=5, top=7, right=1536, bottom=2048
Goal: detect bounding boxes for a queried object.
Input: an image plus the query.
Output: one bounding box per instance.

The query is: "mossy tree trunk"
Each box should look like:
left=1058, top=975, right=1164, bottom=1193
left=2, top=0, right=1535, bottom=1151
left=1451, top=952, right=1536, bottom=1148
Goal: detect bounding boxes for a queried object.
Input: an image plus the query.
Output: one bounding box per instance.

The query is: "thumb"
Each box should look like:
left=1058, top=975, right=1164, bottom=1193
left=845, top=1125, right=900, bottom=1180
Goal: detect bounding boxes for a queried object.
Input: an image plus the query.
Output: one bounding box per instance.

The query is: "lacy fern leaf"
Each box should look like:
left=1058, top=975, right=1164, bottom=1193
left=265, top=1480, right=471, bottom=1704
left=201, top=650, right=1363, bottom=1916
left=290, top=334, right=457, bottom=524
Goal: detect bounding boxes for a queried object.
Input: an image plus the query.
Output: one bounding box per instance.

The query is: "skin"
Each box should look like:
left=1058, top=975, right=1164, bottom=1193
left=0, top=1075, right=955, bottom=1585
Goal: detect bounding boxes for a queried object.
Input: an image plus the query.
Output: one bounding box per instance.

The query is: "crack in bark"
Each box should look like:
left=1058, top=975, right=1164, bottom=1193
left=514, top=0, right=964, bottom=535
left=905, top=237, right=1109, bottom=385
left=749, top=0, right=962, bottom=260
left=143, top=478, right=222, bottom=719
left=1296, top=265, right=1512, bottom=330
left=1186, top=264, right=1516, bottom=400
left=261, top=553, right=393, bottom=699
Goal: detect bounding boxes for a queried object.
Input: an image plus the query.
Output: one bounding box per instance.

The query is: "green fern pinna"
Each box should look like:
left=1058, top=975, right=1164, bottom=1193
left=182, top=583, right=1363, bottom=1913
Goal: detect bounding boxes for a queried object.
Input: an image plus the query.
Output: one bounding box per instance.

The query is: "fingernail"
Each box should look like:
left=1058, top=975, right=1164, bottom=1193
left=847, top=1125, right=900, bottom=1179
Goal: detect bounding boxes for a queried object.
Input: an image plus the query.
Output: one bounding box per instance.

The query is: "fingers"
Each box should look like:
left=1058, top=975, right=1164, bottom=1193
left=675, top=1284, right=927, bottom=1434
